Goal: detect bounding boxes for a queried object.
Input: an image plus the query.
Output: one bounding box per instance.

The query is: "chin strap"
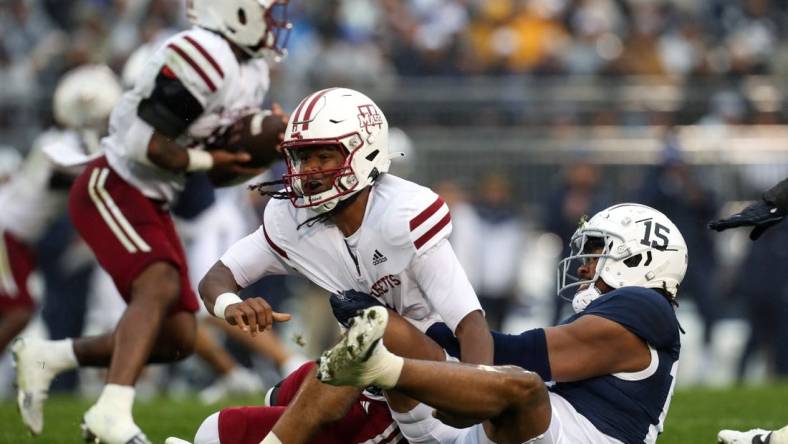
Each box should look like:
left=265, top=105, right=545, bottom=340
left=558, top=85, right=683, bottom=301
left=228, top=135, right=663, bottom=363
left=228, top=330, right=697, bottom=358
left=572, top=285, right=603, bottom=313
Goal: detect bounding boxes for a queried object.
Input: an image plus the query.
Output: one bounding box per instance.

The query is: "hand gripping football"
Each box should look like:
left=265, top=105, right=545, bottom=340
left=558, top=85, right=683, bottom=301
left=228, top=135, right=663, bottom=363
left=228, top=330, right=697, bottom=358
left=209, top=110, right=287, bottom=168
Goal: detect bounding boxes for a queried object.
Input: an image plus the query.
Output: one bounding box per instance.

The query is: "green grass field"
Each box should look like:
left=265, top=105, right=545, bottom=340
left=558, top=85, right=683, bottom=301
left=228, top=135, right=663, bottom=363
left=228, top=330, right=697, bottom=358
left=0, top=384, right=786, bottom=443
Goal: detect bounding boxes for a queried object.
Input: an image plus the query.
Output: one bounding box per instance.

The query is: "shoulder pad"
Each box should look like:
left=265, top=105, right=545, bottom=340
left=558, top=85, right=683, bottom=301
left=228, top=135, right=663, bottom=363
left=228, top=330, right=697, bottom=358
left=262, top=197, right=297, bottom=261
left=584, top=287, right=679, bottom=349
left=376, top=178, right=452, bottom=260
left=160, top=29, right=236, bottom=106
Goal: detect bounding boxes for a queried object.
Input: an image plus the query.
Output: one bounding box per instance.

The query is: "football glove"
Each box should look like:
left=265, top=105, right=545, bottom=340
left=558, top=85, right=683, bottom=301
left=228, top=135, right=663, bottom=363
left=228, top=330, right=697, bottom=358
left=708, top=177, right=788, bottom=240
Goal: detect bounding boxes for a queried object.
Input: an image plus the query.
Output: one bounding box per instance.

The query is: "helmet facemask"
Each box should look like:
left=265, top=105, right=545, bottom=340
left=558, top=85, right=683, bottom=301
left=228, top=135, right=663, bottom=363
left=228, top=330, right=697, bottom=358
left=281, top=133, right=370, bottom=214
left=247, top=0, right=291, bottom=61
left=557, top=230, right=617, bottom=303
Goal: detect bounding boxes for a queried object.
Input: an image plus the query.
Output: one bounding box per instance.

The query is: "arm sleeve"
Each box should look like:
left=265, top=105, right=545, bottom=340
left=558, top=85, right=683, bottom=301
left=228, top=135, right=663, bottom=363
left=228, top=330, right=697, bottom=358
left=137, top=68, right=205, bottom=139
left=219, top=226, right=292, bottom=288
left=410, top=238, right=483, bottom=333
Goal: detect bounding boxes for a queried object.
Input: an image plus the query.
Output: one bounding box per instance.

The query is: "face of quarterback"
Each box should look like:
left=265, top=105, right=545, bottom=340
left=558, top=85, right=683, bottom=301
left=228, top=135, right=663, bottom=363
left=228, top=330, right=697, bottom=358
left=293, top=144, right=347, bottom=195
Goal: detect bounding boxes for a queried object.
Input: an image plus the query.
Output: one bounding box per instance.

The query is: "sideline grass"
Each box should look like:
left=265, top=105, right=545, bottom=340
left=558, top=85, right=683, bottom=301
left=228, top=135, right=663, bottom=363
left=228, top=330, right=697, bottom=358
left=0, top=384, right=786, bottom=443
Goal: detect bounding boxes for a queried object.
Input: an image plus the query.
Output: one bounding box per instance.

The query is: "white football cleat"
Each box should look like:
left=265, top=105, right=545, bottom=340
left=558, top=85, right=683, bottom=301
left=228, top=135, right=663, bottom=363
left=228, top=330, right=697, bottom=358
left=198, top=367, right=264, bottom=404
left=317, top=307, right=390, bottom=387
left=82, top=405, right=151, bottom=444
left=165, top=438, right=192, bottom=444
left=718, top=428, right=773, bottom=444
left=12, top=337, right=58, bottom=435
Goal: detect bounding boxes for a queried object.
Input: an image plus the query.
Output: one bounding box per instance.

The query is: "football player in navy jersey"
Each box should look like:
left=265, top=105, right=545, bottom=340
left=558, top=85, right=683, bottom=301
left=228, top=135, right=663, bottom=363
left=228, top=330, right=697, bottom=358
left=318, top=203, right=688, bottom=444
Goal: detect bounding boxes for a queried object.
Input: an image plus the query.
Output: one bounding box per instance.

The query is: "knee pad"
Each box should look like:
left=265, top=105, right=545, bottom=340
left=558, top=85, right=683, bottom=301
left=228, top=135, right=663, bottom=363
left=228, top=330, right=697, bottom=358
left=194, top=412, right=220, bottom=444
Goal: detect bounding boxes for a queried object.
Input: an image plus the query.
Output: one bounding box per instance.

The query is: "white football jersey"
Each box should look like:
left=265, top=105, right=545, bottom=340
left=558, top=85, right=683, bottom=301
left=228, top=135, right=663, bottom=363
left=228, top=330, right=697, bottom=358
left=221, top=174, right=482, bottom=333
left=0, top=129, right=83, bottom=243
left=103, top=27, right=271, bottom=203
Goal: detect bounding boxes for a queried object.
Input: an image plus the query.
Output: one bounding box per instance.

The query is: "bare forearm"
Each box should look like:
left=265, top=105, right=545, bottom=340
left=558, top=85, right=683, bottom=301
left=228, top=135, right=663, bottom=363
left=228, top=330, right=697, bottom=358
left=455, top=310, right=494, bottom=365
left=198, top=261, right=241, bottom=315
left=147, top=131, right=189, bottom=172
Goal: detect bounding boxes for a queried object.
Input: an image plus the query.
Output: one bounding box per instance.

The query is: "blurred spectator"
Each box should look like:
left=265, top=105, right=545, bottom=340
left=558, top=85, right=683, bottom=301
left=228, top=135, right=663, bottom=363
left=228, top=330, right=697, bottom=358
left=467, top=173, right=524, bottom=331
left=728, top=219, right=788, bottom=379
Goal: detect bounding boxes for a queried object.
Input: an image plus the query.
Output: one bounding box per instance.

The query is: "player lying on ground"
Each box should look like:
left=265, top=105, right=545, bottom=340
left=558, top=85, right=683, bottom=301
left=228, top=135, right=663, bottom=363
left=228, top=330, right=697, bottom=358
left=198, top=87, right=492, bottom=443
left=710, top=179, right=788, bottom=444
left=176, top=203, right=687, bottom=444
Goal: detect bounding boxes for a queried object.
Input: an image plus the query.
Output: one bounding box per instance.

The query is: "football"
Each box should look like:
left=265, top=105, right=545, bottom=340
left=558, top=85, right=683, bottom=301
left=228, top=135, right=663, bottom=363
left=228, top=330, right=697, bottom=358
left=208, top=110, right=287, bottom=168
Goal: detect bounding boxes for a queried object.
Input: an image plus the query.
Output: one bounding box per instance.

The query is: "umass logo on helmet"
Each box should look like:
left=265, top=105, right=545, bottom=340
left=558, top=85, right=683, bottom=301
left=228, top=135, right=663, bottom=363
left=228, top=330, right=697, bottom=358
left=357, top=104, right=383, bottom=134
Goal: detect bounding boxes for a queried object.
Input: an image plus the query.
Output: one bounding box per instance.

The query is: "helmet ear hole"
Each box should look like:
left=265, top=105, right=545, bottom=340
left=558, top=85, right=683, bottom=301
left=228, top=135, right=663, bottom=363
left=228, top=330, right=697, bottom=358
left=623, top=254, right=643, bottom=268
left=238, top=8, right=247, bottom=24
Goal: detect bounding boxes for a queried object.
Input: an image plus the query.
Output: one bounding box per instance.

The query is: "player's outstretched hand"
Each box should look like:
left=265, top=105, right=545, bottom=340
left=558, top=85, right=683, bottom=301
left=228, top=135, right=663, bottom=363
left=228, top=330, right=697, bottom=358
left=224, top=297, right=291, bottom=336
left=708, top=200, right=786, bottom=240
left=709, top=177, right=788, bottom=240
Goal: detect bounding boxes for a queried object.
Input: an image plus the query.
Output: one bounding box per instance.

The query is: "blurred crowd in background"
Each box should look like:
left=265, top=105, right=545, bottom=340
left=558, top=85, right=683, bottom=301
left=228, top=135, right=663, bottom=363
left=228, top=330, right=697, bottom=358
left=1, top=0, right=788, bottom=404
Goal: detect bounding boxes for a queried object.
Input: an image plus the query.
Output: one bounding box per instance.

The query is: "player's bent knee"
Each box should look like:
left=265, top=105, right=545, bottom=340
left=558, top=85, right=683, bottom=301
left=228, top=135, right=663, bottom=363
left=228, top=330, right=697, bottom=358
left=194, top=412, right=221, bottom=444
left=131, top=262, right=182, bottom=308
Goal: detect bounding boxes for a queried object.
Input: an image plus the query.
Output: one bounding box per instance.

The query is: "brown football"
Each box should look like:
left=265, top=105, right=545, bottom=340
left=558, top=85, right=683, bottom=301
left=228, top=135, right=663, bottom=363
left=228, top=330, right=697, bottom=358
left=209, top=111, right=287, bottom=168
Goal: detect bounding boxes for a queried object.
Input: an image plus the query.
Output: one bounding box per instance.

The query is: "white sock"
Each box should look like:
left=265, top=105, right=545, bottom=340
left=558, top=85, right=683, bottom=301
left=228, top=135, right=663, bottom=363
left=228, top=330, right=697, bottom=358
left=95, top=384, right=136, bottom=417
left=49, top=339, right=78, bottom=372
left=260, top=432, right=283, bottom=444
left=365, top=341, right=404, bottom=389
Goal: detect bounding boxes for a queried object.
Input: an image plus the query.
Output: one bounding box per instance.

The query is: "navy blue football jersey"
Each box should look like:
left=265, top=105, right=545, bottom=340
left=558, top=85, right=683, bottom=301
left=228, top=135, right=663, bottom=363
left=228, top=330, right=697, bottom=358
left=550, top=287, right=681, bottom=444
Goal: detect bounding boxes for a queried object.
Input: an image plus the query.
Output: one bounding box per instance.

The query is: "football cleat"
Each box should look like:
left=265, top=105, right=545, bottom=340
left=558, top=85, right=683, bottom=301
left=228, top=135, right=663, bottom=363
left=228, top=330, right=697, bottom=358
left=164, top=438, right=192, bottom=444
left=81, top=405, right=151, bottom=444
left=317, top=307, right=389, bottom=387
left=718, top=428, right=773, bottom=444
left=12, top=337, right=57, bottom=435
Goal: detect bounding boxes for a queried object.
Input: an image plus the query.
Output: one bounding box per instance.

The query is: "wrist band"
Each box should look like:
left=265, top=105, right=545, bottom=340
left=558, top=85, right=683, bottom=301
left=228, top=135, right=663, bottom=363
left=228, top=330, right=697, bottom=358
left=213, top=292, right=243, bottom=319
left=187, top=148, right=214, bottom=172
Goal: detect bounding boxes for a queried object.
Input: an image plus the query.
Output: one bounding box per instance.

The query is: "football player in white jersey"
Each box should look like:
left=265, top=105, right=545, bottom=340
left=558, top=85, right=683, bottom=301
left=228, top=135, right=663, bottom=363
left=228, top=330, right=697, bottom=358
left=0, top=65, right=121, bottom=354
left=197, top=87, right=493, bottom=444
left=318, top=203, right=688, bottom=444
left=12, top=2, right=291, bottom=443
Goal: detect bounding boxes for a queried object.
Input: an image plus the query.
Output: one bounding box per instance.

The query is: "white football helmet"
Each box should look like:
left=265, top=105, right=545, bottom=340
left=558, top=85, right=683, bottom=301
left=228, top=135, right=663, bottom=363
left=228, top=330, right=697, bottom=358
left=53, top=65, right=122, bottom=131
left=280, top=88, right=391, bottom=214
left=558, top=203, right=688, bottom=312
left=187, top=0, right=291, bottom=60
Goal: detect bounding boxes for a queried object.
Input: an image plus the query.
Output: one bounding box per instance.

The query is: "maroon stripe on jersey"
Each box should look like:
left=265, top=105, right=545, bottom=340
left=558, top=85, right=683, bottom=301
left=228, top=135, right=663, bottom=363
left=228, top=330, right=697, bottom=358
left=409, top=197, right=445, bottom=231
left=301, top=88, right=336, bottom=130
left=167, top=43, right=216, bottom=92
left=414, top=212, right=451, bottom=250
left=183, top=35, right=224, bottom=79
left=263, top=222, right=288, bottom=259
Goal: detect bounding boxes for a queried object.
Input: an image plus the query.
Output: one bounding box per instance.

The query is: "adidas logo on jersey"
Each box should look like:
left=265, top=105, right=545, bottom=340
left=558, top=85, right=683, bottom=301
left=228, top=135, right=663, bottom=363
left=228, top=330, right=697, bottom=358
left=372, top=249, right=387, bottom=265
